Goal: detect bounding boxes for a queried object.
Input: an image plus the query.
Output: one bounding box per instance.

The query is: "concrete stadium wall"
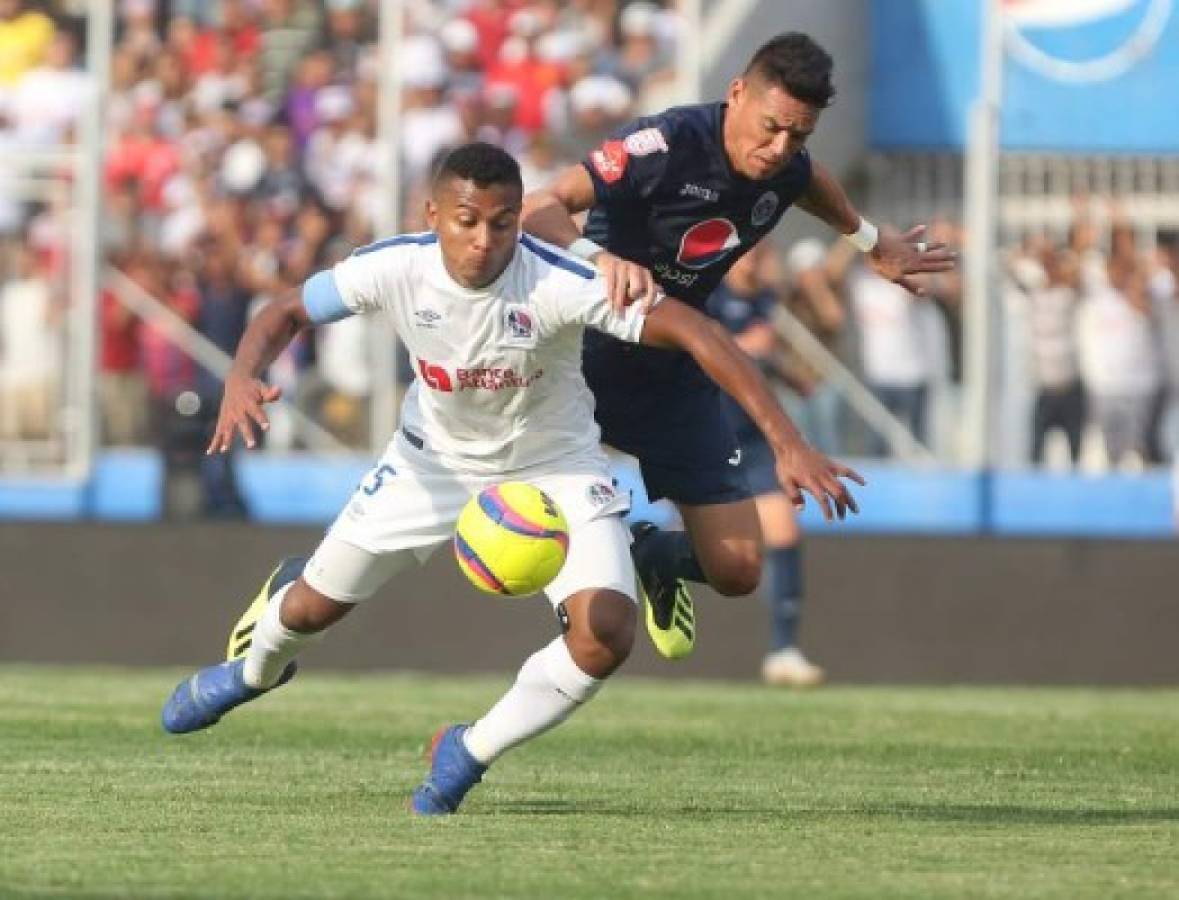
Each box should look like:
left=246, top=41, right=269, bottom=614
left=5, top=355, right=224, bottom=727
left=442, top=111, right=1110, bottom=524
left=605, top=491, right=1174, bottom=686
left=2, top=523, right=1176, bottom=685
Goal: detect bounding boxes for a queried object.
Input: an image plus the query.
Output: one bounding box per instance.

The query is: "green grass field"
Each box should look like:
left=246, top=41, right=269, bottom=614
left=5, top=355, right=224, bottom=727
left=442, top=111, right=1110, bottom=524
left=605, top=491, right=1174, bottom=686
left=2, top=667, right=1177, bottom=899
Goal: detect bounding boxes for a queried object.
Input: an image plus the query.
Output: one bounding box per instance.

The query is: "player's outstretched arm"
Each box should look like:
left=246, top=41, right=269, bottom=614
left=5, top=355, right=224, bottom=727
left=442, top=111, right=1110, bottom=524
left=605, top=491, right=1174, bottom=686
left=522, top=164, right=658, bottom=311
left=796, top=160, right=957, bottom=294
left=640, top=298, right=865, bottom=520
left=207, top=292, right=312, bottom=454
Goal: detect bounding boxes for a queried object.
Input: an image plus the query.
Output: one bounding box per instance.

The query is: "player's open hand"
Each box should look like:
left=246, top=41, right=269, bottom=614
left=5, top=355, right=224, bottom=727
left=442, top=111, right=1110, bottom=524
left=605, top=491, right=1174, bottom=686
left=774, top=442, right=866, bottom=522
left=869, top=224, right=957, bottom=295
left=207, top=374, right=282, bottom=454
left=594, top=251, right=661, bottom=313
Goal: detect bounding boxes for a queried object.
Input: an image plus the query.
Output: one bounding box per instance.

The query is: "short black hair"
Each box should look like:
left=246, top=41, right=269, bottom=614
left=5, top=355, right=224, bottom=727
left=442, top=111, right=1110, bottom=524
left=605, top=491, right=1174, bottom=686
left=744, top=33, right=835, bottom=109
left=433, top=142, right=523, bottom=193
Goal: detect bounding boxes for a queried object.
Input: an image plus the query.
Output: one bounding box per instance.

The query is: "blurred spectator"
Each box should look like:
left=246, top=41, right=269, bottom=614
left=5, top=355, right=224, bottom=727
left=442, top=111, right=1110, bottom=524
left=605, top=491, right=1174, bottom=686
left=8, top=31, right=88, bottom=146
left=99, top=295, right=147, bottom=445
left=117, top=0, right=161, bottom=66
left=318, top=0, right=372, bottom=76
left=400, top=36, right=465, bottom=185
left=258, top=0, right=320, bottom=104
left=1018, top=243, right=1086, bottom=466
left=463, top=0, right=515, bottom=70
left=610, top=1, right=672, bottom=92
left=555, top=72, right=632, bottom=159
left=439, top=17, right=484, bottom=99
left=0, top=241, right=58, bottom=440
left=99, top=255, right=147, bottom=446
left=842, top=253, right=935, bottom=455
left=780, top=237, right=846, bottom=455
left=0, top=0, right=55, bottom=87
left=485, top=7, right=565, bottom=134
left=1077, top=258, right=1163, bottom=467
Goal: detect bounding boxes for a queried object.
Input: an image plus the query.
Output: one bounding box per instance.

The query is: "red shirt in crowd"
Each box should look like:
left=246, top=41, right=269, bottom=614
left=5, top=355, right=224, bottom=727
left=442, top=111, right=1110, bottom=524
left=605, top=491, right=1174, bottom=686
left=105, top=132, right=181, bottom=212
left=100, top=288, right=140, bottom=374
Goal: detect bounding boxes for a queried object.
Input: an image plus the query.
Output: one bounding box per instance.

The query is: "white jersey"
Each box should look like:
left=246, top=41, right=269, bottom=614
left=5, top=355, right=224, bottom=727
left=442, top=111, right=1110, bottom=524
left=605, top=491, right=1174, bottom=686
left=329, top=233, right=647, bottom=473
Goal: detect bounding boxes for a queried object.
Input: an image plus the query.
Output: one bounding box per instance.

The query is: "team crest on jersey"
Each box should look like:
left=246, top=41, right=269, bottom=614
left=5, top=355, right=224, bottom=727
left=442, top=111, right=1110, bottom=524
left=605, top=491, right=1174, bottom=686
left=590, top=140, right=628, bottom=184
left=751, top=191, right=779, bottom=228
left=623, top=128, right=668, bottom=157
left=501, top=304, right=537, bottom=347
left=586, top=481, right=616, bottom=507
left=677, top=218, right=740, bottom=270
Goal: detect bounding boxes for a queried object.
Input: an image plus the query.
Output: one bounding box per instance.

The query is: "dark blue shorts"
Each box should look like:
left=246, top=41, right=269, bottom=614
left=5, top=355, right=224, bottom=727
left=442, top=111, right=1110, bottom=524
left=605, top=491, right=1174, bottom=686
left=584, top=338, right=752, bottom=506
left=732, top=428, right=779, bottom=497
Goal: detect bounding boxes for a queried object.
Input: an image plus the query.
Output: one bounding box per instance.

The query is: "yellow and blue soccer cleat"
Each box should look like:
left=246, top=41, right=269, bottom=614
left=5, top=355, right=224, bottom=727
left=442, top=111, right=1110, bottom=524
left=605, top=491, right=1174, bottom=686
left=631, top=522, right=696, bottom=660
left=225, top=556, right=306, bottom=661
left=411, top=724, right=487, bottom=815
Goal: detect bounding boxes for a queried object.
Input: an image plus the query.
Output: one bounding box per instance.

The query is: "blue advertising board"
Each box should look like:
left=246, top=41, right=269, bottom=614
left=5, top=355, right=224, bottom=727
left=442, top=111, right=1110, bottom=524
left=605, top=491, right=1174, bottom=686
left=870, top=0, right=1179, bottom=152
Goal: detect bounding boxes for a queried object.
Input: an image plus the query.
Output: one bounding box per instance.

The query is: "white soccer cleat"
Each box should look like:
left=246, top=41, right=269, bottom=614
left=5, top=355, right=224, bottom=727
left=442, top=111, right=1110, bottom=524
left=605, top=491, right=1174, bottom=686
left=761, top=647, right=825, bottom=688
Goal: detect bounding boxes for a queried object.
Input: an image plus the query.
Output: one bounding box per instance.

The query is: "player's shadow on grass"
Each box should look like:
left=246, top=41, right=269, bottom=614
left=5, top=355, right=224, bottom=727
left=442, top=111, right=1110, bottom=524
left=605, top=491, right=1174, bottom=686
left=856, top=803, right=1179, bottom=826
left=490, top=799, right=630, bottom=815
left=492, top=801, right=1179, bottom=824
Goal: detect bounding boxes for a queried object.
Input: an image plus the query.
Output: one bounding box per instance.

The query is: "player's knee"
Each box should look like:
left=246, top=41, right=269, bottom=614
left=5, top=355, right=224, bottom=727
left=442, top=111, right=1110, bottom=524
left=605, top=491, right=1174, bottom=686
left=565, top=590, right=636, bottom=677
left=707, top=550, right=763, bottom=597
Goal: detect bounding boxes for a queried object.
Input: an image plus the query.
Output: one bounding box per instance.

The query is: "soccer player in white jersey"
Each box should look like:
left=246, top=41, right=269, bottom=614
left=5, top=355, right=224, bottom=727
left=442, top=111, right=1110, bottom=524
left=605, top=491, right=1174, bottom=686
left=160, top=143, right=862, bottom=815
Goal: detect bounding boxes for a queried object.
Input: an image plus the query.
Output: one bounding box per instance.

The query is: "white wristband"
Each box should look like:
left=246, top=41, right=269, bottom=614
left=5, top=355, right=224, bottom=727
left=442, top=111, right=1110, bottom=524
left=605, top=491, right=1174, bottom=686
left=567, top=237, right=604, bottom=262
left=845, top=218, right=879, bottom=253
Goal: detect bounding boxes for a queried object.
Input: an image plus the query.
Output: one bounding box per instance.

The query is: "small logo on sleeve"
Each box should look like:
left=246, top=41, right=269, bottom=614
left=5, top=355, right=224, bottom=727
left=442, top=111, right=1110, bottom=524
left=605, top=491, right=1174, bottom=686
left=623, top=128, right=668, bottom=157
left=590, top=140, right=628, bottom=184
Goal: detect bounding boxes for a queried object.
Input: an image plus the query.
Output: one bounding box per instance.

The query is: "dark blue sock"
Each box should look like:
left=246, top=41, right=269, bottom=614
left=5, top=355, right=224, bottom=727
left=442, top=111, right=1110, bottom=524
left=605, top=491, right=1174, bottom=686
left=765, top=545, right=803, bottom=652
left=633, top=528, right=707, bottom=584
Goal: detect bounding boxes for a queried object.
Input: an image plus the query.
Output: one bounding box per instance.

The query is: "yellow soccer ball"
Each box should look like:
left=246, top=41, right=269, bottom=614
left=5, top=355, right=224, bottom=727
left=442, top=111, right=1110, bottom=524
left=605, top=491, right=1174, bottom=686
left=454, top=482, right=569, bottom=597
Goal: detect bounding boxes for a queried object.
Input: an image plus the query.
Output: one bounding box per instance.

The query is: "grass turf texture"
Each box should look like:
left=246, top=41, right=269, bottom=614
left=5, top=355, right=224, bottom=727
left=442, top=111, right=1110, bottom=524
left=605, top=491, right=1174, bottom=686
left=2, top=668, right=1177, bottom=899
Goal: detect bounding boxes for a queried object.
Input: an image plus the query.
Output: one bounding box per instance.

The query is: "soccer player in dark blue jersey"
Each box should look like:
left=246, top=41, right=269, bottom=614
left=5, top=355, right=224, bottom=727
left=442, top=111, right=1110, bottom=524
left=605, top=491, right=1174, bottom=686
left=522, top=32, right=955, bottom=658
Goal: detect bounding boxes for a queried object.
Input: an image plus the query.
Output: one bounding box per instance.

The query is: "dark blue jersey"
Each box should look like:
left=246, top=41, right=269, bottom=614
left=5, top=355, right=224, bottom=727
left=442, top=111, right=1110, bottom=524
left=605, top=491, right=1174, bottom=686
left=581, top=101, right=812, bottom=310
left=577, top=101, right=812, bottom=504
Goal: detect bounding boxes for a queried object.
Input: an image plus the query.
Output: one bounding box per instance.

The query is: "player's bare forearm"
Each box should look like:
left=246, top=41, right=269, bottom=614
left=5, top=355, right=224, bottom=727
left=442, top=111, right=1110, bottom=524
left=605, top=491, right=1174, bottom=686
left=227, top=293, right=310, bottom=381
left=796, top=161, right=860, bottom=237
left=521, top=165, right=596, bottom=249
left=520, top=190, right=585, bottom=248
left=208, top=293, right=311, bottom=454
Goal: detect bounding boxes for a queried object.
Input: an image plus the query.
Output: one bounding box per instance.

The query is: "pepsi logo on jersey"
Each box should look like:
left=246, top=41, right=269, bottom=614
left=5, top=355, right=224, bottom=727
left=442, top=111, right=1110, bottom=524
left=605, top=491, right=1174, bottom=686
left=677, top=219, right=740, bottom=270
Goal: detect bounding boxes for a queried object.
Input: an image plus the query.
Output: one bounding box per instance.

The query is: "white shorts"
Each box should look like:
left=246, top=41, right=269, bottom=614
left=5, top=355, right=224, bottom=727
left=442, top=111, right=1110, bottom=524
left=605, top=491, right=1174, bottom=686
left=303, top=436, right=636, bottom=608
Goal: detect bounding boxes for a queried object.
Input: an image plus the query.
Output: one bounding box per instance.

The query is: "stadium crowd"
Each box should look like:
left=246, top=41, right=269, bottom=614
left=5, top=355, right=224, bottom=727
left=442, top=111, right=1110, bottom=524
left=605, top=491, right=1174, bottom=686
left=0, top=0, right=1175, bottom=479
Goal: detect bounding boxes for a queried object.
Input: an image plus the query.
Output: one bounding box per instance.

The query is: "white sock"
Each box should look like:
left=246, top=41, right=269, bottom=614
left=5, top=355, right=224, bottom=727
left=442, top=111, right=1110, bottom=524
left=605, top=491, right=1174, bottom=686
left=462, top=636, right=603, bottom=765
left=241, top=584, right=323, bottom=689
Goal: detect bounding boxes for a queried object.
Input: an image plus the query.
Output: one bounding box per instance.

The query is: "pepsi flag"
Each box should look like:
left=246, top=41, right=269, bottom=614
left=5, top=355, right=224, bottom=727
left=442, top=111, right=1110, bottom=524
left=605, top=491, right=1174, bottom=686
left=870, top=0, right=1179, bottom=152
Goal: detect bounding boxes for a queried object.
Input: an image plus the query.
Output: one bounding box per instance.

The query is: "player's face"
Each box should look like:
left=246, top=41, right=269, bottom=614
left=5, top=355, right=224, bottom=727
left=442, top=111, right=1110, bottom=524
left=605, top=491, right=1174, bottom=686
left=724, top=77, right=820, bottom=180
left=427, top=177, right=522, bottom=289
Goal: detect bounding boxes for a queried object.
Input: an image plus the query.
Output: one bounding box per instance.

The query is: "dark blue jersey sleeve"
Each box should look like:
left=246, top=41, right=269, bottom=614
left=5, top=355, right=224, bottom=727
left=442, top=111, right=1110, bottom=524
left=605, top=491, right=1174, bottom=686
left=581, top=115, right=673, bottom=204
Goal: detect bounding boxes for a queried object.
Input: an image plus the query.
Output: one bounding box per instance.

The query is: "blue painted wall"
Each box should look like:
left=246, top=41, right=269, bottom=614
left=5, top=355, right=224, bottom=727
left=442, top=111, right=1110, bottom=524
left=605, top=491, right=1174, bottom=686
left=1, top=453, right=1173, bottom=539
